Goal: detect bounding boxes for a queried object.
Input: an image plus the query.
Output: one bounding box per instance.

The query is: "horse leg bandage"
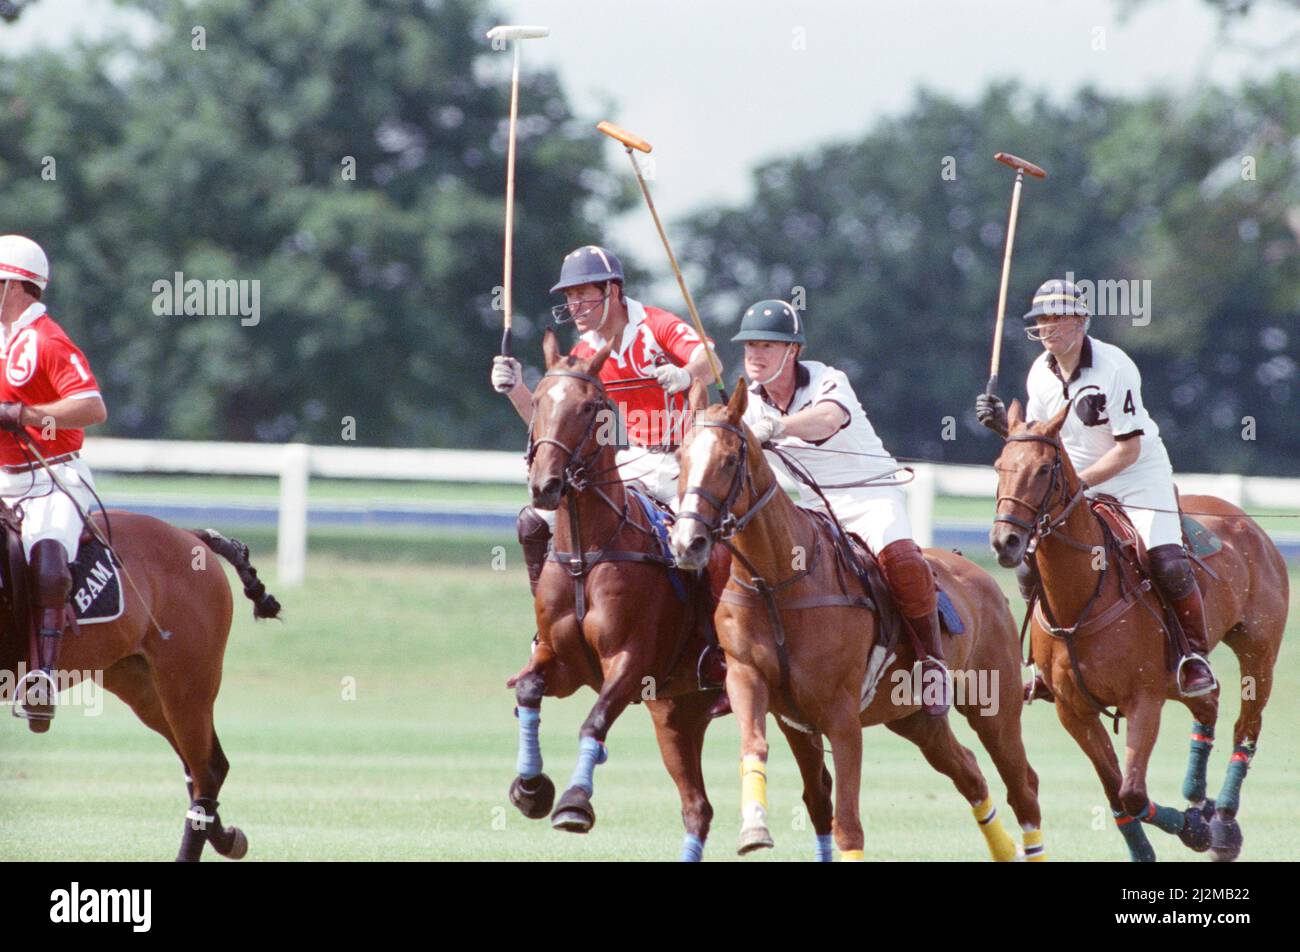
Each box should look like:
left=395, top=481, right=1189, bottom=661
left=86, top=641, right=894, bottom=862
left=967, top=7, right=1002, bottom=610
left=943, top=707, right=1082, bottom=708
left=1022, top=828, right=1046, bottom=862
left=567, top=736, right=607, bottom=795
left=1113, top=810, right=1157, bottom=862
left=515, top=706, right=543, bottom=779
left=814, top=833, right=834, bottom=863
left=679, top=833, right=705, bottom=863
left=1139, top=800, right=1186, bottom=835
left=972, top=796, right=1018, bottom=862
left=1216, top=743, right=1254, bottom=816
left=1182, top=721, right=1214, bottom=803
left=740, top=755, right=769, bottom=829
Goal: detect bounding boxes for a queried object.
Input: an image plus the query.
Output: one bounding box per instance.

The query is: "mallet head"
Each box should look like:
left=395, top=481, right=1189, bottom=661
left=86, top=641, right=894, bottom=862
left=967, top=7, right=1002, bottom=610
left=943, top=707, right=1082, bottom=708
left=597, top=120, right=653, bottom=154
left=995, top=152, right=1047, bottom=179
left=487, top=24, right=550, bottom=41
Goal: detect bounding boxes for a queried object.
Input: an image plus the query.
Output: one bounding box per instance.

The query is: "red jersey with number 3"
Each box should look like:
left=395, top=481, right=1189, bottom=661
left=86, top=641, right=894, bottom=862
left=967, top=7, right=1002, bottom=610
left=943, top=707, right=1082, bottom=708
left=569, top=298, right=710, bottom=446
left=0, top=305, right=100, bottom=465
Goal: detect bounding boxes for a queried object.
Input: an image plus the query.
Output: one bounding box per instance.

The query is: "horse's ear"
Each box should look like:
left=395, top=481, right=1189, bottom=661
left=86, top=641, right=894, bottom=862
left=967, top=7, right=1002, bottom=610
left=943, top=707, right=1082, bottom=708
left=726, top=377, right=748, bottom=423
left=585, top=338, right=613, bottom=376
left=542, top=328, right=561, bottom=370
left=1044, top=400, right=1072, bottom=436
left=1007, top=398, right=1025, bottom=431
left=687, top=378, right=707, bottom=415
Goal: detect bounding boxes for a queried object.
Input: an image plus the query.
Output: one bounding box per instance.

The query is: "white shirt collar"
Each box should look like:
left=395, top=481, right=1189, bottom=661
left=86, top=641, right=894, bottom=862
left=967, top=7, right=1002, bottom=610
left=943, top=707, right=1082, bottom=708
left=2, top=302, right=46, bottom=349
left=581, top=296, right=645, bottom=353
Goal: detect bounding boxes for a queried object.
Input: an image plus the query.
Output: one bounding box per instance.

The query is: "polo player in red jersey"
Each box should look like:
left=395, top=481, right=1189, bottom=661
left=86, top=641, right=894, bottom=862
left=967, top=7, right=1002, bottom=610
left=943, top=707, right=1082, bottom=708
left=0, top=235, right=108, bottom=729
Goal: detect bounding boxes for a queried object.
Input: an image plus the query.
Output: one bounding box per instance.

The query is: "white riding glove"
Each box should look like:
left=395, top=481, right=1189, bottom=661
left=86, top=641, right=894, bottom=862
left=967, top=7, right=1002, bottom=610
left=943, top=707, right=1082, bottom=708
left=491, top=355, right=522, bottom=394
left=653, top=363, right=692, bottom=395
left=749, top=415, right=784, bottom=444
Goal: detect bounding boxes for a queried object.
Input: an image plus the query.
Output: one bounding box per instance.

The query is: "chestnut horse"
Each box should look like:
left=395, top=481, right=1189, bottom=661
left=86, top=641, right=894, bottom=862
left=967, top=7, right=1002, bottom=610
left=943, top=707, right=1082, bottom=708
left=0, top=513, right=280, bottom=861
left=505, top=330, right=725, bottom=861
left=990, top=400, right=1288, bottom=861
left=671, top=381, right=1043, bottom=861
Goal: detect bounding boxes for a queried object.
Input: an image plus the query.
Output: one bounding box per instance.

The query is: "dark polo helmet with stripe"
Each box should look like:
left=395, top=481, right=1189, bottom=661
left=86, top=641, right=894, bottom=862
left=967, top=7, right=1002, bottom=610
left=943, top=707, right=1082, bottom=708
left=550, top=245, right=624, bottom=294
left=731, top=299, right=805, bottom=344
left=1022, top=278, right=1091, bottom=323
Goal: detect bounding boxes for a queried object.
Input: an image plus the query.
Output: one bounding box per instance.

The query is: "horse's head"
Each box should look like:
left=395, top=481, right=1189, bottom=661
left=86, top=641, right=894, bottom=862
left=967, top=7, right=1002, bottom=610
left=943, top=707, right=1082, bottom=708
left=526, top=328, right=614, bottom=511
left=670, top=379, right=756, bottom=570
left=989, top=399, right=1075, bottom=568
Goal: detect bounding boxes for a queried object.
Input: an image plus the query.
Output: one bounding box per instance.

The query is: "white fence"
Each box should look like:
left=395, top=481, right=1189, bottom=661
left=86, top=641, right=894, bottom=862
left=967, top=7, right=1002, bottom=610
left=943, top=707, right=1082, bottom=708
left=81, top=437, right=1300, bottom=586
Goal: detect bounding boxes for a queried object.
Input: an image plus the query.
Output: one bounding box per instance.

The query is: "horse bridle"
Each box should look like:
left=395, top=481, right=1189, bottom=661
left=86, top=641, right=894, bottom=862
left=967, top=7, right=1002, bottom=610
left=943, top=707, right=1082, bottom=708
left=993, top=432, right=1091, bottom=552
left=676, top=419, right=779, bottom=542
left=525, top=368, right=617, bottom=494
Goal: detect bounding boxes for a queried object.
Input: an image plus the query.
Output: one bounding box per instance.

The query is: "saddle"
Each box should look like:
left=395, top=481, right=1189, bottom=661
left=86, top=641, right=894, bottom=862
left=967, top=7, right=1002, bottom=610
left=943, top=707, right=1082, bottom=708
left=1088, top=491, right=1223, bottom=580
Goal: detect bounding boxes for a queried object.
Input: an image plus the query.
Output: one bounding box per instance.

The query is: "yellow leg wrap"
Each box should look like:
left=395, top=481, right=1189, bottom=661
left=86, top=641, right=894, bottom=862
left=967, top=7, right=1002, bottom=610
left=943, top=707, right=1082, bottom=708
left=740, top=755, right=768, bottom=824
left=840, top=849, right=865, bottom=862
left=1023, top=828, right=1046, bottom=862
left=972, top=796, right=1018, bottom=862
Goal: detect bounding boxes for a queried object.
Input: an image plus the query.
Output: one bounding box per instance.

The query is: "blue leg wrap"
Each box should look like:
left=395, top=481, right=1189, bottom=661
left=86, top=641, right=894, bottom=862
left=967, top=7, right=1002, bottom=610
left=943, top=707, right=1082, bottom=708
left=1181, top=720, right=1214, bottom=802
left=814, top=833, right=834, bottom=863
left=515, top=706, right=543, bottom=779
left=1216, top=744, right=1253, bottom=816
left=679, top=833, right=705, bottom=862
left=1114, top=810, right=1156, bottom=862
left=568, top=736, right=608, bottom=795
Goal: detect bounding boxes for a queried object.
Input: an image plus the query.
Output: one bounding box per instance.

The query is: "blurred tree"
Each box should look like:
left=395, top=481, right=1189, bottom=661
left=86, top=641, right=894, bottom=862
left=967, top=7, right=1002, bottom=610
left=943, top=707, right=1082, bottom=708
left=0, top=0, right=629, bottom=447
left=682, top=80, right=1299, bottom=475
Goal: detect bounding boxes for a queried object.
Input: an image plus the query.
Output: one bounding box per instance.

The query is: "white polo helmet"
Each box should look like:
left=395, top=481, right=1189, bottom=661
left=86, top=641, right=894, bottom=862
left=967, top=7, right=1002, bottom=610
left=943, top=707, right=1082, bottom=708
left=0, top=235, right=50, bottom=291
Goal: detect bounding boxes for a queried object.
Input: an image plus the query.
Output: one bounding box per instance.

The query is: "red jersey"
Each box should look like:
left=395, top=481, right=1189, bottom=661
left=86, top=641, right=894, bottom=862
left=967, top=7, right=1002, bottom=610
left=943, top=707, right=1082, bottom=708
left=569, top=298, right=710, bottom=446
left=0, top=305, right=101, bottom=465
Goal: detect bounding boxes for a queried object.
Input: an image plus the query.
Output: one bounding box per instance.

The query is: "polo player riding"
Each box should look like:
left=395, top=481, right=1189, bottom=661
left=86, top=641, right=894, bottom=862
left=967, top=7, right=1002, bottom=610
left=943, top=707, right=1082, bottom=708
left=976, top=278, right=1217, bottom=699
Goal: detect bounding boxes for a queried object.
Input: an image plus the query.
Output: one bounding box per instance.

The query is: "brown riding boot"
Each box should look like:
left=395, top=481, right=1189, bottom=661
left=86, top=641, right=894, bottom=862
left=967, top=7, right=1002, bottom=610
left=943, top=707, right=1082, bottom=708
left=20, top=540, right=74, bottom=731
left=879, top=539, right=950, bottom=717
left=1170, top=585, right=1217, bottom=698
left=517, top=506, right=552, bottom=597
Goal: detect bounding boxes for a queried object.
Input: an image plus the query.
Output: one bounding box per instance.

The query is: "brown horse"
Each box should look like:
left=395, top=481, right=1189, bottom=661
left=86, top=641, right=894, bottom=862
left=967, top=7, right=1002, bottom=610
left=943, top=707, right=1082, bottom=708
left=505, top=330, right=724, bottom=861
left=0, top=512, right=280, bottom=861
left=670, top=381, right=1042, bottom=861
left=990, top=400, right=1288, bottom=861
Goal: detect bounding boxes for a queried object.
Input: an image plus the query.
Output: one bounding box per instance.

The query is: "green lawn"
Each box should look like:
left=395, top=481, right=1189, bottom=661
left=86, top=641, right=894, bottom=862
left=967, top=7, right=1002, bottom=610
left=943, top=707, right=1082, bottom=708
left=1, top=530, right=1297, bottom=862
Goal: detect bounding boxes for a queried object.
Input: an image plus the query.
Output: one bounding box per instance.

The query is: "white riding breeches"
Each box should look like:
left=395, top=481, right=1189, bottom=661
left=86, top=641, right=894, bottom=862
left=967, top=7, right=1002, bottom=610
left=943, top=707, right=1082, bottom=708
left=0, top=458, right=97, bottom=559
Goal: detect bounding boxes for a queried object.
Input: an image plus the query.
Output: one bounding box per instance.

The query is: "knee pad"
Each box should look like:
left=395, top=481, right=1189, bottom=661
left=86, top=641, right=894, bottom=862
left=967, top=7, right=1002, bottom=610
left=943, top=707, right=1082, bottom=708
left=517, top=506, right=552, bottom=547
left=1016, top=557, right=1040, bottom=603
left=877, top=539, right=936, bottom=619
left=29, top=539, right=72, bottom=608
left=1148, top=544, right=1195, bottom=599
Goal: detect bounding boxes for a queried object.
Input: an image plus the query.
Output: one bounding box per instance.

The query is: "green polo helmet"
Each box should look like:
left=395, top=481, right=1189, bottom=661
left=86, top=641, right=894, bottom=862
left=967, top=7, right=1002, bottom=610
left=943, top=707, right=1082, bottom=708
left=731, top=299, right=805, bottom=344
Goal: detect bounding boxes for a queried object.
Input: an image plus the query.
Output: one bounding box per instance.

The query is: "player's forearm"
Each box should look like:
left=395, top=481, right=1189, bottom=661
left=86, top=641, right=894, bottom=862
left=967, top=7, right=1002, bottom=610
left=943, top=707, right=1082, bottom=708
left=1079, top=439, right=1140, bottom=487
left=505, top=383, right=534, bottom=424
left=686, top=345, right=718, bottom=383
left=21, top=396, right=107, bottom=431
left=780, top=402, right=848, bottom=442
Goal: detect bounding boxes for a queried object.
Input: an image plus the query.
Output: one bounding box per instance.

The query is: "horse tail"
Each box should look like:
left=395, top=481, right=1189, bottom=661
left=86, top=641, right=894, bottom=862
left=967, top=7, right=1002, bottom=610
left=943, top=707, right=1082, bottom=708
left=191, top=528, right=282, bottom=620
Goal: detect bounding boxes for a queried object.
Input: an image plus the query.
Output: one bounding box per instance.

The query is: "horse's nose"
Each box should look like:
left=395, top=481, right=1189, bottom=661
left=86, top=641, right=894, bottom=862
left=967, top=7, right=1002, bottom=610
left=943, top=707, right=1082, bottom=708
left=991, top=527, right=1022, bottom=568
left=531, top=475, right=563, bottom=510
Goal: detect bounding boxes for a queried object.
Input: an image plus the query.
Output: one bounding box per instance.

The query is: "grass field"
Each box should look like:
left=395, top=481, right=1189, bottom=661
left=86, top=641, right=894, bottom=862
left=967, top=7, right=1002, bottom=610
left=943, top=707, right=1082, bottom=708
left=1, top=523, right=1297, bottom=862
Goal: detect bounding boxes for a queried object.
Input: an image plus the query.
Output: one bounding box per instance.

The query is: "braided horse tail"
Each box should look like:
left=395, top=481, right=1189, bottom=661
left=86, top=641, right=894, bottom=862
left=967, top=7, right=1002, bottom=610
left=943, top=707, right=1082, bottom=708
left=191, top=528, right=282, bottom=620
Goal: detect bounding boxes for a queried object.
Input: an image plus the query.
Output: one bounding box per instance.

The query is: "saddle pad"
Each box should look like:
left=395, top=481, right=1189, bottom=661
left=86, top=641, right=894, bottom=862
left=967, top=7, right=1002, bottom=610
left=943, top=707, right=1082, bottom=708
left=937, top=590, right=964, bottom=635
left=1181, top=514, right=1223, bottom=559
left=69, top=536, right=124, bottom=625
left=629, top=488, right=688, bottom=602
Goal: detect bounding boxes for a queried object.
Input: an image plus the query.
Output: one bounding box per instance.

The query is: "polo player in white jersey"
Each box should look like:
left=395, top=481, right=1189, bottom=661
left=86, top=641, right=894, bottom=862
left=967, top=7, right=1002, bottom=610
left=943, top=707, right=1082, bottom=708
left=732, top=299, right=952, bottom=716
left=976, top=279, right=1216, bottom=698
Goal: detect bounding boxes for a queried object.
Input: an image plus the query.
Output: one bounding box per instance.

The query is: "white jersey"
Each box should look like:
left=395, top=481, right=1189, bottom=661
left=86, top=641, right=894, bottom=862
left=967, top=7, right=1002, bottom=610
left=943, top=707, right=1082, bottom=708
left=1025, top=336, right=1173, bottom=495
left=741, top=361, right=905, bottom=513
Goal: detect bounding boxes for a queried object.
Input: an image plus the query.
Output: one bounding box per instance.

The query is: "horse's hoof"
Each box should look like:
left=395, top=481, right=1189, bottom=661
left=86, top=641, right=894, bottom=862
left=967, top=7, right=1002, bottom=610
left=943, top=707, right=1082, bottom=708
left=1209, top=812, right=1242, bottom=863
left=27, top=718, right=51, bottom=734
left=551, top=786, right=595, bottom=834
left=212, top=826, right=249, bottom=860
left=510, top=773, right=555, bottom=820
left=737, top=825, right=775, bottom=855
left=1178, top=806, right=1212, bottom=853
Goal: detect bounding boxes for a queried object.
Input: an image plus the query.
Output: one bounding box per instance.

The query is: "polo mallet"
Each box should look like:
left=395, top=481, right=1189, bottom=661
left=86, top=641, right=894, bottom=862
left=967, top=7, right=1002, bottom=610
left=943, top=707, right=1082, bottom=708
left=597, top=120, right=728, bottom=402
left=986, top=152, right=1046, bottom=396
left=486, top=24, right=550, bottom=358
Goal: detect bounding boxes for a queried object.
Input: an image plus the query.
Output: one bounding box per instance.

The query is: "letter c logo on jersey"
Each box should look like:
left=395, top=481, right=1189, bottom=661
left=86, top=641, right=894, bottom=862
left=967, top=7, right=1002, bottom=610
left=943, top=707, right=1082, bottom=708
left=5, top=329, right=38, bottom=387
left=1075, top=389, right=1109, bottom=427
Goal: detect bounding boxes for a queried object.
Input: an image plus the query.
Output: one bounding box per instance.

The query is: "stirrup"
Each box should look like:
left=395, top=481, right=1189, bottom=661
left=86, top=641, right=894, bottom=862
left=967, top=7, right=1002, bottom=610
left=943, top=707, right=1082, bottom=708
left=1176, top=654, right=1217, bottom=698
left=12, top=669, right=57, bottom=722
